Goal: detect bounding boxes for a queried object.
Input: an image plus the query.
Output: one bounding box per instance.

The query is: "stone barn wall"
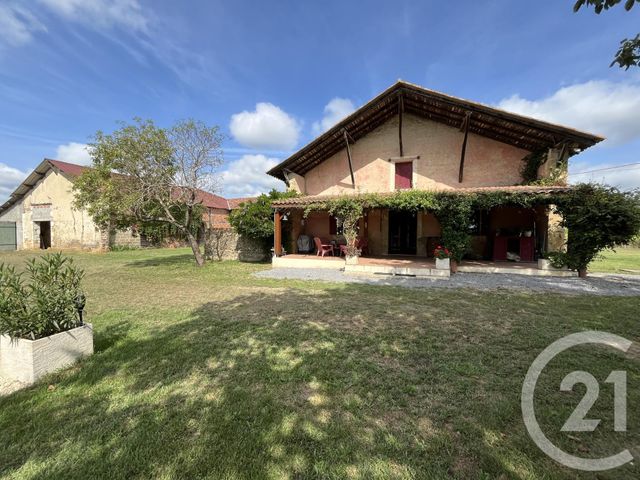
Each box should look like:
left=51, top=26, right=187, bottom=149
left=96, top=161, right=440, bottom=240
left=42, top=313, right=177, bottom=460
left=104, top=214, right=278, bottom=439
left=204, top=228, right=268, bottom=262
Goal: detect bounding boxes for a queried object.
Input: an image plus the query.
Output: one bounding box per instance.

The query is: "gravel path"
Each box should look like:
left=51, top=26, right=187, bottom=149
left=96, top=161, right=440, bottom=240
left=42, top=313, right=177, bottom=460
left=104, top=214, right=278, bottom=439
left=0, top=377, right=27, bottom=397
left=256, top=268, right=640, bottom=296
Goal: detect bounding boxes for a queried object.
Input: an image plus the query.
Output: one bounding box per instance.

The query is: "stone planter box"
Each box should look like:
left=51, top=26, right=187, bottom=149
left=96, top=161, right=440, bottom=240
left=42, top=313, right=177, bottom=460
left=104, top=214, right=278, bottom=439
left=0, top=324, right=93, bottom=384
left=538, top=259, right=567, bottom=271
left=345, top=255, right=359, bottom=265
left=435, top=258, right=450, bottom=270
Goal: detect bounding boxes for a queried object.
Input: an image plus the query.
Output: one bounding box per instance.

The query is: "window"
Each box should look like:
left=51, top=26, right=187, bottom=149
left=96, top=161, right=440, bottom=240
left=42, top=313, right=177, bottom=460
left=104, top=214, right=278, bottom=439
left=395, top=162, right=412, bottom=189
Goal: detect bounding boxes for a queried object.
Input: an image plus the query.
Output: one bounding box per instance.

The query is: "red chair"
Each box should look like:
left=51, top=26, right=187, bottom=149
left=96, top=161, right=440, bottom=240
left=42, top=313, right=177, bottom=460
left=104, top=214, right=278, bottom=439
left=356, top=237, right=369, bottom=256
left=314, top=237, right=334, bottom=257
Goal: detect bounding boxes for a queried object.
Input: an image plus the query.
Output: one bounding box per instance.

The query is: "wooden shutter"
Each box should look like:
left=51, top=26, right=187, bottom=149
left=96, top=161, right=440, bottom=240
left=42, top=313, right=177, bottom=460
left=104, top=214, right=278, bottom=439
left=395, top=162, right=412, bottom=189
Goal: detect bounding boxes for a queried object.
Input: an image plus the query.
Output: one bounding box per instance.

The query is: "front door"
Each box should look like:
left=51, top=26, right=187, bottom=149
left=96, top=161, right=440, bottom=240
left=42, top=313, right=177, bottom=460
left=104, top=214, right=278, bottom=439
left=388, top=210, right=417, bottom=254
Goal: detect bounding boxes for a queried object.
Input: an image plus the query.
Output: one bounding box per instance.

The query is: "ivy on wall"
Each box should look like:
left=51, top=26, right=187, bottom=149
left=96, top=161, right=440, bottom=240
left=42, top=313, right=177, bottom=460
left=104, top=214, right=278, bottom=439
left=300, top=189, right=563, bottom=261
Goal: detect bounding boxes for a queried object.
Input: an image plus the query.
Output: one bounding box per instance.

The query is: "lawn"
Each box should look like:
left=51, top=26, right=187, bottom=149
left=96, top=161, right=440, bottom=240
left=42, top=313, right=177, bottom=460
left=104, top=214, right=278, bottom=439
left=590, top=247, right=640, bottom=274
left=0, top=248, right=638, bottom=480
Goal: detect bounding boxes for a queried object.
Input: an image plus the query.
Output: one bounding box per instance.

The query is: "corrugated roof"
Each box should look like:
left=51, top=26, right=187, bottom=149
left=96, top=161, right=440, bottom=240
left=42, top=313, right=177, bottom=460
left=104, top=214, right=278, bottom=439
left=271, top=185, right=573, bottom=208
left=268, top=80, right=604, bottom=181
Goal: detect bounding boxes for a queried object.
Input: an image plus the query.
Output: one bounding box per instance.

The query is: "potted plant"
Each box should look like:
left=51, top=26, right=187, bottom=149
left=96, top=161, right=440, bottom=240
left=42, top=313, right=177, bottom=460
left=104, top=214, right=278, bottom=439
left=344, top=244, right=360, bottom=265
left=538, top=251, right=567, bottom=270
left=434, top=245, right=451, bottom=270
left=0, top=253, right=93, bottom=385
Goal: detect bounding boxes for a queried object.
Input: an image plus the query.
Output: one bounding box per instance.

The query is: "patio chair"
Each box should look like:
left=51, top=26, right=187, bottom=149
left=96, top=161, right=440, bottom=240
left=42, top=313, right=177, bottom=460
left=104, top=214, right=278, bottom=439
left=356, top=237, right=369, bottom=256
left=314, top=237, right=334, bottom=257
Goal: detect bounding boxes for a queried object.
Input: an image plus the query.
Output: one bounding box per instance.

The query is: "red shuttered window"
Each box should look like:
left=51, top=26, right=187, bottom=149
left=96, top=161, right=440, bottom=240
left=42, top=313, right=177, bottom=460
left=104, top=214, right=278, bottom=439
left=395, top=162, right=412, bottom=189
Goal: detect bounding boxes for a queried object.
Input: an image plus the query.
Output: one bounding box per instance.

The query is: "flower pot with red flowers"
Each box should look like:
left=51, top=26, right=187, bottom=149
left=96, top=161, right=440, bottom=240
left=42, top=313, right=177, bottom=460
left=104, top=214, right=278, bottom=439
left=433, top=246, right=451, bottom=270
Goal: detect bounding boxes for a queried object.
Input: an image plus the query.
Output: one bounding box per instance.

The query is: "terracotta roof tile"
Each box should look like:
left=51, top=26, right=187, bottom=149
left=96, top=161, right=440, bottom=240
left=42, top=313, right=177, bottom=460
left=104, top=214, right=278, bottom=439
left=227, top=197, right=255, bottom=209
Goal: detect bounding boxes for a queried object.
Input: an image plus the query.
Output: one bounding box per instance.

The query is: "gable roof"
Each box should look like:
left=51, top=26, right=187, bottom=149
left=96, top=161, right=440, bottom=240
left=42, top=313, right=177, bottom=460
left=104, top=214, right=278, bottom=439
left=0, top=159, right=252, bottom=214
left=267, top=80, right=604, bottom=181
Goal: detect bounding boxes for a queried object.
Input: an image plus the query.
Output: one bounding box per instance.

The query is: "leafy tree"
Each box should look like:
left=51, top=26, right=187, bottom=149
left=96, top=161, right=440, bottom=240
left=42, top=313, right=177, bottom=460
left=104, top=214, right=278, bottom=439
left=229, top=190, right=298, bottom=243
left=74, top=118, right=223, bottom=266
left=556, top=184, right=640, bottom=273
left=574, top=0, right=640, bottom=69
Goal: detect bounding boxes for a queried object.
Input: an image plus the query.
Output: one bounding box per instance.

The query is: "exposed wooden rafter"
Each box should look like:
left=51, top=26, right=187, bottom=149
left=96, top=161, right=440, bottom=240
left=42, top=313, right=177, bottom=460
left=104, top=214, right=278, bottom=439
left=398, top=92, right=404, bottom=157
left=343, top=129, right=356, bottom=187
left=267, top=82, right=603, bottom=182
left=458, top=111, right=472, bottom=183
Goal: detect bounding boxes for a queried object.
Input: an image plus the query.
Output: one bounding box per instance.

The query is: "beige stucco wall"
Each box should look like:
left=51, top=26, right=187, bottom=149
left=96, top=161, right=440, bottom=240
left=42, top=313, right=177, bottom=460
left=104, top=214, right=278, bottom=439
left=298, top=113, right=530, bottom=196
left=17, top=169, right=103, bottom=249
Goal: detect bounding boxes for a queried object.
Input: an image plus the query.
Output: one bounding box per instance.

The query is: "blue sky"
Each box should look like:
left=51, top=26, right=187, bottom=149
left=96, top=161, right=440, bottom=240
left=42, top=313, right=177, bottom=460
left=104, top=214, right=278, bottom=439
left=1, top=0, right=640, bottom=202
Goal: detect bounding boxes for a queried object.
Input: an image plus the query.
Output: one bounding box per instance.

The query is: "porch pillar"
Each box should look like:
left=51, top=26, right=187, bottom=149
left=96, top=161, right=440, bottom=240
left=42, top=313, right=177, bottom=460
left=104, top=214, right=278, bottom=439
left=547, top=207, right=566, bottom=252
left=274, top=210, right=282, bottom=256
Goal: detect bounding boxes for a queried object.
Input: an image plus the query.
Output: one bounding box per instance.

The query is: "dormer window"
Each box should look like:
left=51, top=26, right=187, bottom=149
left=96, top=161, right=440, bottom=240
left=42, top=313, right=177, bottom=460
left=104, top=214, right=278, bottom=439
left=394, top=161, right=412, bottom=189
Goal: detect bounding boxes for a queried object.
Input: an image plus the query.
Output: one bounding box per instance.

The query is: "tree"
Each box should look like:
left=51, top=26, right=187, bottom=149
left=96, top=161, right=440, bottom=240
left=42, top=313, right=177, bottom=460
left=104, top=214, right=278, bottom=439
left=574, top=0, right=640, bottom=69
left=228, top=190, right=298, bottom=243
left=73, top=118, right=224, bottom=266
left=556, top=184, right=640, bottom=274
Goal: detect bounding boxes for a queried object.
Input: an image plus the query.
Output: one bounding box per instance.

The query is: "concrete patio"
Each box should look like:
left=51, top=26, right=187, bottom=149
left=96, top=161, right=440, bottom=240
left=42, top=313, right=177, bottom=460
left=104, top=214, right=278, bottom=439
left=271, top=254, right=576, bottom=278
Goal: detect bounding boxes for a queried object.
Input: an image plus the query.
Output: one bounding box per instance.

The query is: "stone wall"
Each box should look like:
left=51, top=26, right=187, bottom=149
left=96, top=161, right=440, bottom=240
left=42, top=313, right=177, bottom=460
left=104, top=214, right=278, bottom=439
left=204, top=228, right=268, bottom=262
left=101, top=228, right=148, bottom=249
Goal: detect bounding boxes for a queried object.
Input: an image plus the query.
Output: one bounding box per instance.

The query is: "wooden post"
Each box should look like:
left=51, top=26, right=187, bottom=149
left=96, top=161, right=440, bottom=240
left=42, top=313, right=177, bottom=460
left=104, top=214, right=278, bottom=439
left=343, top=130, right=355, bottom=187
left=398, top=93, right=404, bottom=157
left=458, top=112, right=471, bottom=183
left=274, top=210, right=282, bottom=256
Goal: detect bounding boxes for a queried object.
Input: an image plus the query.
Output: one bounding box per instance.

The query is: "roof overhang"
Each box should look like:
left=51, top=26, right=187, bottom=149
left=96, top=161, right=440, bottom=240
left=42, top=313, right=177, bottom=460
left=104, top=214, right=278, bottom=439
left=0, top=159, right=60, bottom=215
left=267, top=81, right=604, bottom=182
left=271, top=185, right=573, bottom=209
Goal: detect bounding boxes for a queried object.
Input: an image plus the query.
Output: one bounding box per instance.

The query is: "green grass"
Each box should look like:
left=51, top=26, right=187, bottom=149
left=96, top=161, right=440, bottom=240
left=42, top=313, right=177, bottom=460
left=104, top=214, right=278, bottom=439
left=0, top=248, right=638, bottom=479
left=590, top=247, right=640, bottom=274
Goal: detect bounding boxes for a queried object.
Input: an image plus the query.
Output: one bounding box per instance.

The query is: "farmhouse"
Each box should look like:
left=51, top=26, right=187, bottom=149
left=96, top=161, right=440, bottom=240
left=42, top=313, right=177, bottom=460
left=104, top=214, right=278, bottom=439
left=268, top=81, right=604, bottom=276
left=0, top=159, right=246, bottom=251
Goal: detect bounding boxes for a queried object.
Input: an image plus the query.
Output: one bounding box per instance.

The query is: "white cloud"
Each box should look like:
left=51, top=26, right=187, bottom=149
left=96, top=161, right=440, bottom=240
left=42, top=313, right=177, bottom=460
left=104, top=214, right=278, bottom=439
left=38, top=0, right=149, bottom=33
left=55, top=142, right=92, bottom=165
left=569, top=161, right=640, bottom=192
left=497, top=80, right=640, bottom=146
left=230, top=103, right=301, bottom=151
left=0, top=3, right=46, bottom=49
left=0, top=163, right=30, bottom=204
left=220, top=154, right=284, bottom=197
left=312, top=97, right=356, bottom=135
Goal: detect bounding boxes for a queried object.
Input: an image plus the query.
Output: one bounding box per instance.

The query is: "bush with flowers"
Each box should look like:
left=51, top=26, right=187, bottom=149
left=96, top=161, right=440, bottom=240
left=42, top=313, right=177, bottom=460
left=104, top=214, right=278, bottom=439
left=433, top=246, right=451, bottom=260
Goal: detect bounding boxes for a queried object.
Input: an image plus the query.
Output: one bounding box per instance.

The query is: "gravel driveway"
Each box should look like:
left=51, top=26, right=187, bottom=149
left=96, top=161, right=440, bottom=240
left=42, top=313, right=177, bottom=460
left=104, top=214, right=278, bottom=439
left=256, top=268, right=640, bottom=296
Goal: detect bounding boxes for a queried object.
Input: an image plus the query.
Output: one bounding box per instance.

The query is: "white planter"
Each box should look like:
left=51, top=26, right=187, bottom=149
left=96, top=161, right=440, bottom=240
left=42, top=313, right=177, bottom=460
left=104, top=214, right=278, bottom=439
left=0, top=324, right=93, bottom=384
left=538, top=259, right=567, bottom=271
left=345, top=255, right=359, bottom=265
left=435, top=258, right=450, bottom=270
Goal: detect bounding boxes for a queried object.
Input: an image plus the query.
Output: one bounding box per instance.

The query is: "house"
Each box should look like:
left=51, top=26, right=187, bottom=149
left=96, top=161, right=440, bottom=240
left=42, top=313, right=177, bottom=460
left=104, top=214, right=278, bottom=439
left=267, top=81, right=603, bottom=276
left=0, top=159, right=248, bottom=251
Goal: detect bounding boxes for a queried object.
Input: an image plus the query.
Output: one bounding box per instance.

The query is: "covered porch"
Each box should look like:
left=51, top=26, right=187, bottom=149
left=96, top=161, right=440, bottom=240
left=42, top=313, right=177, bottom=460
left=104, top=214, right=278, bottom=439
left=271, top=186, right=572, bottom=278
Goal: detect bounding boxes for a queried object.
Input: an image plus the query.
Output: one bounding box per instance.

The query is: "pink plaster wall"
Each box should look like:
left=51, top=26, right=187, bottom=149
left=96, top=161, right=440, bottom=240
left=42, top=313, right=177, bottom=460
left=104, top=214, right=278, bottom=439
left=300, top=113, right=529, bottom=196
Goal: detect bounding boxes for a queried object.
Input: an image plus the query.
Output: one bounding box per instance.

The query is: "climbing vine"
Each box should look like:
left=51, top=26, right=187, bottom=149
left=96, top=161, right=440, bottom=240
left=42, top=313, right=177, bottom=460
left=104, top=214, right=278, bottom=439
left=299, top=189, right=563, bottom=260
left=520, top=150, right=547, bottom=184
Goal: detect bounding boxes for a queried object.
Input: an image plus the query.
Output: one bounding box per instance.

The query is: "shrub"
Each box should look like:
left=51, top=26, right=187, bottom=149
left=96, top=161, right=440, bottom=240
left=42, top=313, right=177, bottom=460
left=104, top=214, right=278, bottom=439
left=433, top=246, right=451, bottom=259
left=0, top=253, right=85, bottom=340
left=556, top=184, right=640, bottom=271
left=229, top=190, right=298, bottom=241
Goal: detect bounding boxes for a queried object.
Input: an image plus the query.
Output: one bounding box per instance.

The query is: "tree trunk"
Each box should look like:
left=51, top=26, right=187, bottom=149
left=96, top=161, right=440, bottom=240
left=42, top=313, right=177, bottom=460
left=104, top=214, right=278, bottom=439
left=186, top=232, right=205, bottom=267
